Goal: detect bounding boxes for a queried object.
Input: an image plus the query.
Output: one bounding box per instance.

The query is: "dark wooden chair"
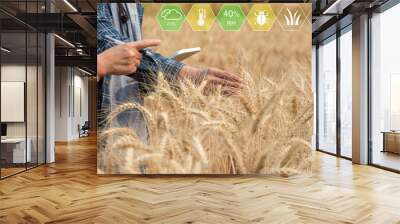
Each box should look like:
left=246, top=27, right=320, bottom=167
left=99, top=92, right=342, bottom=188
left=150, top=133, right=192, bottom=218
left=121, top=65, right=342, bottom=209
left=78, top=121, right=90, bottom=138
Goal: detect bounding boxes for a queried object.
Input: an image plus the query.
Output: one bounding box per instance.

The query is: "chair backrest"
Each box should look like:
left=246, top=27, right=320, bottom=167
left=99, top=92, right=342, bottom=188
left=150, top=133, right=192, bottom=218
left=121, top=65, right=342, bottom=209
left=82, top=121, right=90, bottom=129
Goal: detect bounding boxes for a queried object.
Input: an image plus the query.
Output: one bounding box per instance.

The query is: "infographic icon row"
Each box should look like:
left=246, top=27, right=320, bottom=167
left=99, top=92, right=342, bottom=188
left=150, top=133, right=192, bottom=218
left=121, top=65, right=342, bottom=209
left=156, top=4, right=310, bottom=31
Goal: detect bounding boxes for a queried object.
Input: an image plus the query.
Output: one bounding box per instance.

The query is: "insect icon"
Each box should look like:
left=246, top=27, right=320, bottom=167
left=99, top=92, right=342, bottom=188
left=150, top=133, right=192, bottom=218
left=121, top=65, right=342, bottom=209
left=255, top=11, right=268, bottom=25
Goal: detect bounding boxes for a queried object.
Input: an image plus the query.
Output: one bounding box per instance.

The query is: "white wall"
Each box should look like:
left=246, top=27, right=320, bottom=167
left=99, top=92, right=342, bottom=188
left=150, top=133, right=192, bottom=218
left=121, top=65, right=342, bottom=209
left=1, top=65, right=37, bottom=138
left=1, top=65, right=26, bottom=81
left=73, top=73, right=89, bottom=137
left=54, top=67, right=89, bottom=141
left=1, top=63, right=46, bottom=164
left=1, top=82, right=25, bottom=122
left=54, top=66, right=70, bottom=141
left=1, top=65, right=26, bottom=139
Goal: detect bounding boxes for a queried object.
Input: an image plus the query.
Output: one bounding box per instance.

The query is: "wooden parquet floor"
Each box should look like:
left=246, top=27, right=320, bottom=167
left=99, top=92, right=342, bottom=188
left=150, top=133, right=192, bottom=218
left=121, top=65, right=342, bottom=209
left=1, top=135, right=400, bottom=224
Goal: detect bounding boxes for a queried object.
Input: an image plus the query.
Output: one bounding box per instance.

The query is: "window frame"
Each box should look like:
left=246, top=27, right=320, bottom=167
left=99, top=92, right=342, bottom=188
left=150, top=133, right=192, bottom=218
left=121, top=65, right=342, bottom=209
left=368, top=2, right=400, bottom=173
left=315, top=24, right=353, bottom=160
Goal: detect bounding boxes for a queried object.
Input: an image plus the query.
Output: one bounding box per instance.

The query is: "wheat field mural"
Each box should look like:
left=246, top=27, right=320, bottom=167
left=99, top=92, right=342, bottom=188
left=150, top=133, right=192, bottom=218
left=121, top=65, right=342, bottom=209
left=97, top=3, right=313, bottom=175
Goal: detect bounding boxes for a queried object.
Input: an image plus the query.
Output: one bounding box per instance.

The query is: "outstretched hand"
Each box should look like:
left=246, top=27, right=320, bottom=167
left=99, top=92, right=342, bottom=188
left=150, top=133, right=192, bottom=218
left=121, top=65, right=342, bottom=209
left=180, top=66, right=244, bottom=95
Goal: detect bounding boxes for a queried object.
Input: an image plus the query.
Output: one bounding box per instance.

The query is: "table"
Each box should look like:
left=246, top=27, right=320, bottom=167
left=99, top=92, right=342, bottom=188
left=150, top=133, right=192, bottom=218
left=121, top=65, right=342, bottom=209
left=1, top=138, right=31, bottom=164
left=381, top=131, right=400, bottom=154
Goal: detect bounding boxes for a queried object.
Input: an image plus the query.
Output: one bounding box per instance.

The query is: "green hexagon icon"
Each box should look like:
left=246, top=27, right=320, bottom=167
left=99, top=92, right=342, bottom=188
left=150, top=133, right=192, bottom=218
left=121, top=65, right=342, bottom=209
left=217, top=4, right=246, bottom=31
left=157, top=5, right=185, bottom=31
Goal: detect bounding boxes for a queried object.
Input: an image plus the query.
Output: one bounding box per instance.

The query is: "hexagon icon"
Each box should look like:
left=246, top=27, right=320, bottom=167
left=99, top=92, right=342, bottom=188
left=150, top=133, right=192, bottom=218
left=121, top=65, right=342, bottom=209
left=186, top=4, right=215, bottom=31
left=277, top=5, right=306, bottom=31
left=217, top=4, right=246, bottom=31
left=247, top=4, right=276, bottom=31
left=306, top=9, right=312, bottom=24
left=300, top=3, right=312, bottom=24
left=157, top=5, right=185, bottom=31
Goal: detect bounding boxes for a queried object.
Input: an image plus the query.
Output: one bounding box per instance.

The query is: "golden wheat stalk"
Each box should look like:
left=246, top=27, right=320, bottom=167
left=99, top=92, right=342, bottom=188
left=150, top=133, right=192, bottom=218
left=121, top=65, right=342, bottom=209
left=98, top=64, right=313, bottom=175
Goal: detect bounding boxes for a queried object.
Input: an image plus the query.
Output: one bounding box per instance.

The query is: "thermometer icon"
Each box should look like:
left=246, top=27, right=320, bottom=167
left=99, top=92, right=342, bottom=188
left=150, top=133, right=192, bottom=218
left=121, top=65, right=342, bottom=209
left=197, top=8, right=206, bottom=26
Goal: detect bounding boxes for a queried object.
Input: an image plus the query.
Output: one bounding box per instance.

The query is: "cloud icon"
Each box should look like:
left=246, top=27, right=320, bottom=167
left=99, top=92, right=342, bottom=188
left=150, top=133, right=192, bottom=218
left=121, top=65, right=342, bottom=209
left=160, top=9, right=183, bottom=21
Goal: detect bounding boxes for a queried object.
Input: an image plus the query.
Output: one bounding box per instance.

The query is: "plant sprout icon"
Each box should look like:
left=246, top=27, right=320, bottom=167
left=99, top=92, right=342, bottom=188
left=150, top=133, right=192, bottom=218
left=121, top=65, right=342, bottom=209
left=284, top=8, right=301, bottom=26
left=255, top=11, right=268, bottom=25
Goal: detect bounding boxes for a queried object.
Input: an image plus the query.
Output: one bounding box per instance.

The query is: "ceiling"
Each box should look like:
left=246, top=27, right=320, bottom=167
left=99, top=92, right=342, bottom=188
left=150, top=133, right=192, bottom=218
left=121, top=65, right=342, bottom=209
left=311, top=0, right=391, bottom=43
left=0, top=0, right=397, bottom=73
left=0, top=0, right=96, bottom=73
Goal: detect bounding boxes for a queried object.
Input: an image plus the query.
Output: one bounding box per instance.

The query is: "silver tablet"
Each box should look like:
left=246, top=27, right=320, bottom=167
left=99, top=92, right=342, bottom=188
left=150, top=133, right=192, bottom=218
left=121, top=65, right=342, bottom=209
left=170, top=47, right=201, bottom=61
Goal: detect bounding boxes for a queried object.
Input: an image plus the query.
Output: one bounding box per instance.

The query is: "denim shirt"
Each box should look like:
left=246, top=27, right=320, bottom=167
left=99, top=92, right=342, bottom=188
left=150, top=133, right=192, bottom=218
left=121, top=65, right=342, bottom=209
left=97, top=3, right=185, bottom=141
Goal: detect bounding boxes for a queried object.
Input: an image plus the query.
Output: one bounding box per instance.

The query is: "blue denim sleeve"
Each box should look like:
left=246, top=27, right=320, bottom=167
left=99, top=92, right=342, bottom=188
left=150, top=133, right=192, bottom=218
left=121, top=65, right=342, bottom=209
left=138, top=49, right=185, bottom=83
left=97, top=3, right=185, bottom=81
left=97, top=4, right=130, bottom=54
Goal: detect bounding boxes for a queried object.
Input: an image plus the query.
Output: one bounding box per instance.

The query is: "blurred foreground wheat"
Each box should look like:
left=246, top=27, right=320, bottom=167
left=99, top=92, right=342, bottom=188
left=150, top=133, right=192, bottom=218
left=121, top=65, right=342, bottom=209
left=98, top=64, right=313, bottom=175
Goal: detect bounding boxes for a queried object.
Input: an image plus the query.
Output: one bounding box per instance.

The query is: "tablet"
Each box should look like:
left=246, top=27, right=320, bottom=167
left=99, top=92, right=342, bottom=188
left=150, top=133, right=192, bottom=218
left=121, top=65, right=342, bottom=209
left=170, top=47, right=201, bottom=61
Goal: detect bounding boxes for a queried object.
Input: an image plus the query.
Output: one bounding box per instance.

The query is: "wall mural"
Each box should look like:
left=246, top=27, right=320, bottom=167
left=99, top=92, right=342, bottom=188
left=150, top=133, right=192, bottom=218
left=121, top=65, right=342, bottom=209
left=97, top=3, right=313, bottom=175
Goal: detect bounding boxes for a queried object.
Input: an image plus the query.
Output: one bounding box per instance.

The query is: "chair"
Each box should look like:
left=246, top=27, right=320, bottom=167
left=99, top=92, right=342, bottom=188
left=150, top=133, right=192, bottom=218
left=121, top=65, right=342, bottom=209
left=79, top=121, right=90, bottom=138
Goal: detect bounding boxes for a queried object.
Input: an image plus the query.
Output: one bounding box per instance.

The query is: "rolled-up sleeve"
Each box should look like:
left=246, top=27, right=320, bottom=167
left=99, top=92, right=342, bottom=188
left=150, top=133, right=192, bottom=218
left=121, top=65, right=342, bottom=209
left=139, top=49, right=185, bottom=82
left=97, top=3, right=185, bottom=82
